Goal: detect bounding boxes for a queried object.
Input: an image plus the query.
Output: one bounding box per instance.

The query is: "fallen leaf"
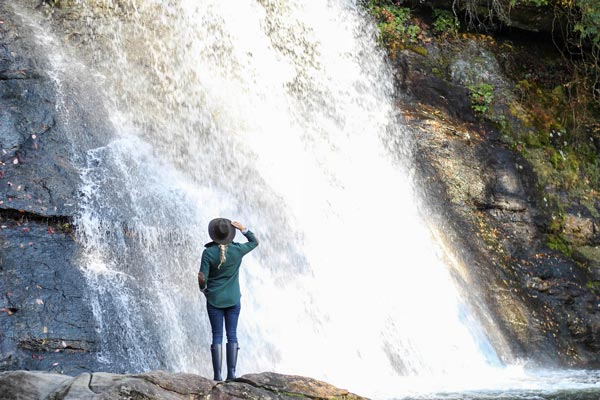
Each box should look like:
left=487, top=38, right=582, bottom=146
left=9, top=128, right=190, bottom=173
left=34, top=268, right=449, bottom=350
left=48, top=227, right=54, bottom=235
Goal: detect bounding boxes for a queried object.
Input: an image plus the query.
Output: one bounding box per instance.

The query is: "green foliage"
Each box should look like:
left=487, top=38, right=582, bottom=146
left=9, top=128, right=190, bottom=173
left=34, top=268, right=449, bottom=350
left=579, top=157, right=600, bottom=188
left=59, top=223, right=72, bottom=233
left=509, top=0, right=549, bottom=6
left=407, top=24, right=422, bottom=42
left=568, top=0, right=600, bottom=102
left=574, top=0, right=600, bottom=45
left=547, top=233, right=573, bottom=256
left=455, top=0, right=600, bottom=103
left=523, top=131, right=543, bottom=148
left=468, top=83, right=494, bottom=114
left=432, top=9, right=460, bottom=36
left=367, top=1, right=423, bottom=52
left=586, top=281, right=600, bottom=293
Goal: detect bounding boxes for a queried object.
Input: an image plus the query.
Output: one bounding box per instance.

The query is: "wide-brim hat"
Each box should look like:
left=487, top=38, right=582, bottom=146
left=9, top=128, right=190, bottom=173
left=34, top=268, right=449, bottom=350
left=208, top=218, right=236, bottom=245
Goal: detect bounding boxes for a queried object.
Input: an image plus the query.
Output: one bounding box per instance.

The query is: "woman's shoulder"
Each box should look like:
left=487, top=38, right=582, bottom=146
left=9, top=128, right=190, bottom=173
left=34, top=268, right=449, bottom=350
left=202, top=243, right=219, bottom=257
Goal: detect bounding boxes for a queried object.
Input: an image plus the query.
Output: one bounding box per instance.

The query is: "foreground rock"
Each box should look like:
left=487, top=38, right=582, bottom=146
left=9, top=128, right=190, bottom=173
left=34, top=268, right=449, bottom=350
left=0, top=370, right=367, bottom=400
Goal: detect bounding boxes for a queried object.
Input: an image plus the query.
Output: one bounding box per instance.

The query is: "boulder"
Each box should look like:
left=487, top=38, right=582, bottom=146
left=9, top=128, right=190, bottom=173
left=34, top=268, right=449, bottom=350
left=0, top=370, right=368, bottom=400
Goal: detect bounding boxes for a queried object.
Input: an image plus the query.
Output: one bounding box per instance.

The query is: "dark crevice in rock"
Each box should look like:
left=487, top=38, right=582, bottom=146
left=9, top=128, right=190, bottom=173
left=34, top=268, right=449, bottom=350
left=233, top=378, right=290, bottom=396
left=234, top=377, right=336, bottom=400
left=0, top=207, right=71, bottom=225
left=19, top=338, right=95, bottom=353
left=474, top=197, right=528, bottom=212
left=0, top=69, right=41, bottom=80
left=87, top=373, right=97, bottom=395
left=144, top=381, right=190, bottom=396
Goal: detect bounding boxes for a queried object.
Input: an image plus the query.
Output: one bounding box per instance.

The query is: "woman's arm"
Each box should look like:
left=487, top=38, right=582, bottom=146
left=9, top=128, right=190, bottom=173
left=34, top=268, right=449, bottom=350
left=231, top=221, right=259, bottom=255
left=198, top=250, right=210, bottom=291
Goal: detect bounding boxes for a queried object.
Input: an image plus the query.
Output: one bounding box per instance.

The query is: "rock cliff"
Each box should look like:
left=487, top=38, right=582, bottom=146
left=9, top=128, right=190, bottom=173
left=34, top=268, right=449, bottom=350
left=394, top=33, right=600, bottom=366
left=0, top=1, right=107, bottom=374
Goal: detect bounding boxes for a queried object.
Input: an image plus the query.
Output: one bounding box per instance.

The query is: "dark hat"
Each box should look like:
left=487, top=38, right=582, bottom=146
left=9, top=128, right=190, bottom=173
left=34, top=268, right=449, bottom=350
left=208, top=218, right=236, bottom=245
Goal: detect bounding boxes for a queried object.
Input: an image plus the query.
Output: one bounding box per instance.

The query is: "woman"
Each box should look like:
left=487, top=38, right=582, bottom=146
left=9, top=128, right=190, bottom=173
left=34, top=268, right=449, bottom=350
left=198, top=218, right=259, bottom=381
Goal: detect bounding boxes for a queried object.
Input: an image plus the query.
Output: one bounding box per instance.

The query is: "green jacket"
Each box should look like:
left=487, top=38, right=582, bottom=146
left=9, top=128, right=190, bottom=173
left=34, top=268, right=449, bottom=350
left=199, top=230, right=258, bottom=308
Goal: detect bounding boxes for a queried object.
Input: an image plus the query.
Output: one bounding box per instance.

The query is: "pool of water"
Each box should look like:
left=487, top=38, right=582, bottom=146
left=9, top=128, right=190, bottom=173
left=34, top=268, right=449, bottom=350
left=412, top=390, right=599, bottom=400
left=386, top=369, right=600, bottom=400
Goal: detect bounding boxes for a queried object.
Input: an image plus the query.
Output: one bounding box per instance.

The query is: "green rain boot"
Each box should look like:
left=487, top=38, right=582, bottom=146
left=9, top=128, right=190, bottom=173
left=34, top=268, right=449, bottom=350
left=225, top=342, right=239, bottom=381
left=210, top=344, right=223, bottom=381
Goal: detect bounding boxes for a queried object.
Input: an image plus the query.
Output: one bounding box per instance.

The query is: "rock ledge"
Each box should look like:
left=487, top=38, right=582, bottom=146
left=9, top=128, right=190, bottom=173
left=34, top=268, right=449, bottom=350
left=0, top=370, right=368, bottom=400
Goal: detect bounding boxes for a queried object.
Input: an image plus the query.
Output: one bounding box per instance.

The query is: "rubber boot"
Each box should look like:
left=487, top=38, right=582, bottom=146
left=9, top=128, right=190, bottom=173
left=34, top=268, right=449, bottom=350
left=210, top=344, right=223, bottom=381
left=225, top=342, right=239, bottom=381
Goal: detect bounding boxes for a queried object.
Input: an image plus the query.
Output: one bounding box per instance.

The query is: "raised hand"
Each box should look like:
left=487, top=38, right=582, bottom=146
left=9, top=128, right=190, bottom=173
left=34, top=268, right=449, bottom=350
left=231, top=221, right=246, bottom=232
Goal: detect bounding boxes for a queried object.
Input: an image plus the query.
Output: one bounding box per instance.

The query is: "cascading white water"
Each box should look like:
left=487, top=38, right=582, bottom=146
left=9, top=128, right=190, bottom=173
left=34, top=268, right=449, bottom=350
left=56, top=0, right=507, bottom=394
left=18, top=0, right=600, bottom=398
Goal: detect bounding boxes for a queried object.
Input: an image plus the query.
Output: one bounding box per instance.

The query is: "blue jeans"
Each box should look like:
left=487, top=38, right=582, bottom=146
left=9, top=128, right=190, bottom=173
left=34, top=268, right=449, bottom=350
left=206, top=302, right=241, bottom=345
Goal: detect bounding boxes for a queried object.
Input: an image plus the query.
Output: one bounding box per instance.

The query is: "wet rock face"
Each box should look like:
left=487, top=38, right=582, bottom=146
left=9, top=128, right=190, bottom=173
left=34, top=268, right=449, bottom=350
left=0, top=371, right=368, bottom=400
left=0, top=11, right=80, bottom=218
left=0, top=217, right=101, bottom=374
left=0, top=2, right=104, bottom=375
left=395, top=36, right=600, bottom=367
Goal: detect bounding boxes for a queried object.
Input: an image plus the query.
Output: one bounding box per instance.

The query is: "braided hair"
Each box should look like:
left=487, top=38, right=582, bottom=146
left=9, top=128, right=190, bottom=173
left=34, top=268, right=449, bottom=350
left=217, top=244, right=228, bottom=269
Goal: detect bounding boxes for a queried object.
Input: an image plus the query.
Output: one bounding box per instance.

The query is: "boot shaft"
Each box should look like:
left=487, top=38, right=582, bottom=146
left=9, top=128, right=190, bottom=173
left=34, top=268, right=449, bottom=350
left=226, top=342, right=239, bottom=381
left=210, top=344, right=223, bottom=381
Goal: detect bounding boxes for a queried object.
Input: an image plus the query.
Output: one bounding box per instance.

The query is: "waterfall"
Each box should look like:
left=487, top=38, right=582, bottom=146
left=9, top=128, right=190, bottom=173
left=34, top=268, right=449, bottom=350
left=14, top=0, right=520, bottom=397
